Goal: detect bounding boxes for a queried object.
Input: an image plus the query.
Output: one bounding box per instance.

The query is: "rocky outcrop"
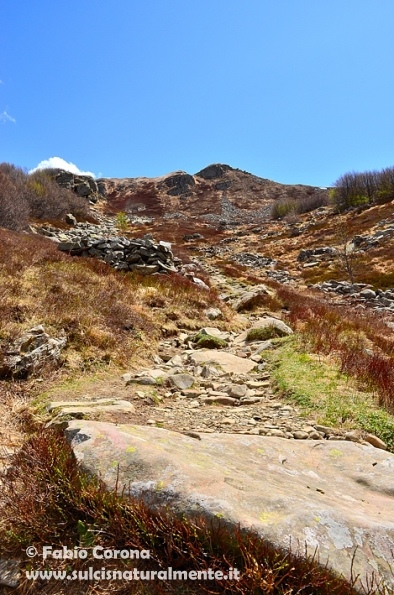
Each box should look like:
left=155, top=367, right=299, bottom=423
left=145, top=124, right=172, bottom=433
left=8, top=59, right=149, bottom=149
left=50, top=169, right=100, bottom=203
left=0, top=325, right=66, bottom=379
left=65, top=421, right=394, bottom=591
left=195, top=164, right=232, bottom=179
left=157, top=171, right=195, bottom=197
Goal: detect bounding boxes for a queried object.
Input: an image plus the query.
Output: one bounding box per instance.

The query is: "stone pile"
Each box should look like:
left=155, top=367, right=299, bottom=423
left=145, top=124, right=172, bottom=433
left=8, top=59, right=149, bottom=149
left=34, top=220, right=179, bottom=275
left=202, top=196, right=271, bottom=226
left=58, top=235, right=177, bottom=274
left=313, top=280, right=394, bottom=311
left=353, top=223, right=394, bottom=251
left=34, top=216, right=118, bottom=240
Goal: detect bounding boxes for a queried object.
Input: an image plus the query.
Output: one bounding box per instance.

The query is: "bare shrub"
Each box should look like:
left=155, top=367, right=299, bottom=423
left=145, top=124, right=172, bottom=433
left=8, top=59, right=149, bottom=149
left=27, top=170, right=89, bottom=221
left=296, top=192, right=328, bottom=213
left=332, top=166, right=394, bottom=211
left=0, top=162, right=89, bottom=230
left=0, top=172, right=29, bottom=230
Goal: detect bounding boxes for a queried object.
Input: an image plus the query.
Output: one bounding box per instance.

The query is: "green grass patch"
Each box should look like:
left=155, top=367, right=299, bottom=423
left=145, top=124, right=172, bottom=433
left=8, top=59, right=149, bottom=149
left=264, top=337, right=394, bottom=451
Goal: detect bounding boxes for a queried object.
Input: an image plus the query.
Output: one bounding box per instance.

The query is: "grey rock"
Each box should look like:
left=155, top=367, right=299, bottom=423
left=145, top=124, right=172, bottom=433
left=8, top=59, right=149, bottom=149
left=359, top=289, right=377, bottom=299
left=0, top=558, right=20, bottom=588
left=65, top=213, right=77, bottom=225
left=0, top=327, right=66, bottom=379
left=204, top=308, right=223, bottom=320
left=189, top=351, right=256, bottom=375
left=168, top=374, right=195, bottom=390
left=293, top=431, right=309, bottom=440
left=226, top=384, right=248, bottom=399
left=66, top=422, right=394, bottom=590
left=202, top=396, right=237, bottom=406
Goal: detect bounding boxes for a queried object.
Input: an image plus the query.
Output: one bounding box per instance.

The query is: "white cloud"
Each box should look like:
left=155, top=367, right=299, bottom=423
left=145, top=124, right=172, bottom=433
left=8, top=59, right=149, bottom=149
left=29, top=157, right=95, bottom=178
left=0, top=110, right=16, bottom=124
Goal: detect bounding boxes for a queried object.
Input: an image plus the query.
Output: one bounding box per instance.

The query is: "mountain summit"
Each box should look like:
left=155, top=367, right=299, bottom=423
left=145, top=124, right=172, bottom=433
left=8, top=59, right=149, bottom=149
left=97, top=164, right=328, bottom=219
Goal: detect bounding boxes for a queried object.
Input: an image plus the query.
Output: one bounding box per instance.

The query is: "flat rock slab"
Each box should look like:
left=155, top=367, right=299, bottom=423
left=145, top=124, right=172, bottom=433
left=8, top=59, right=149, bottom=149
left=48, top=398, right=134, bottom=412
left=47, top=399, right=135, bottom=422
left=66, top=421, right=394, bottom=590
left=188, top=350, right=256, bottom=375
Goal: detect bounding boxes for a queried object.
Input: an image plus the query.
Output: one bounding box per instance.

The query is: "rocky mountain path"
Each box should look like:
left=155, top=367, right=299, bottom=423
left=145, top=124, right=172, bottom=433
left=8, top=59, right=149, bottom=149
left=46, top=259, right=377, bottom=447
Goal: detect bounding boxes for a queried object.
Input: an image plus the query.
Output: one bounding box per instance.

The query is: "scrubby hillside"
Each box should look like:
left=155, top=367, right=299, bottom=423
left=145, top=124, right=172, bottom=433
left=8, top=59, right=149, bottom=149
left=0, top=160, right=393, bottom=594
left=98, top=163, right=328, bottom=220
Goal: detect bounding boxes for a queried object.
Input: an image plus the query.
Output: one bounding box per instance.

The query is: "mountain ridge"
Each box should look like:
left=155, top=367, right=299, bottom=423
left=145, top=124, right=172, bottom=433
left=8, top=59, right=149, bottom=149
left=95, top=163, right=329, bottom=219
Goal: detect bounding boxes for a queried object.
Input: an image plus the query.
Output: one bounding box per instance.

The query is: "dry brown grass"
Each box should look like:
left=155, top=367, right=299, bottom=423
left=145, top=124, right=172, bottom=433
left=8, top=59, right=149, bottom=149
left=0, top=229, right=229, bottom=376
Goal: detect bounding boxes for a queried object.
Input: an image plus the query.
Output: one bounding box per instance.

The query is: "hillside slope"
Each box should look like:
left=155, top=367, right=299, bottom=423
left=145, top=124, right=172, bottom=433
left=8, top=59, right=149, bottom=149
left=98, top=163, right=328, bottom=220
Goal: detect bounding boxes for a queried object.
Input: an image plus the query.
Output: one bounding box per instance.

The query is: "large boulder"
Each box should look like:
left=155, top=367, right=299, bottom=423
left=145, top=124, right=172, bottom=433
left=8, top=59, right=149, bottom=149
left=234, top=317, right=293, bottom=345
left=66, top=421, right=394, bottom=591
left=0, top=325, right=66, bottom=379
left=232, top=286, right=271, bottom=312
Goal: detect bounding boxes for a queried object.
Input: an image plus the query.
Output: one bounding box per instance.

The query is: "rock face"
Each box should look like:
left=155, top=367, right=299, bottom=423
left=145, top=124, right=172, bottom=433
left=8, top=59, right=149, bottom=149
left=0, top=325, right=66, bottom=378
left=157, top=171, right=195, bottom=196
left=66, top=421, right=394, bottom=591
left=50, top=169, right=100, bottom=203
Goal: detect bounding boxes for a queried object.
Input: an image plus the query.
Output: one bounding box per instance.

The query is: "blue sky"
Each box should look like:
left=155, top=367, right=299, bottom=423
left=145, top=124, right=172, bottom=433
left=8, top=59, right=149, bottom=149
left=1, top=1, right=394, bottom=186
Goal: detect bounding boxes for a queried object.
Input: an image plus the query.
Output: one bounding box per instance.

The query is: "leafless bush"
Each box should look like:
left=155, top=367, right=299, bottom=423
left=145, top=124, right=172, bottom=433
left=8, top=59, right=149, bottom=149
left=332, top=166, right=394, bottom=211
left=271, top=192, right=328, bottom=219
left=27, top=170, right=88, bottom=220
left=0, top=162, right=89, bottom=230
left=296, top=192, right=328, bottom=213
left=0, top=171, right=29, bottom=230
